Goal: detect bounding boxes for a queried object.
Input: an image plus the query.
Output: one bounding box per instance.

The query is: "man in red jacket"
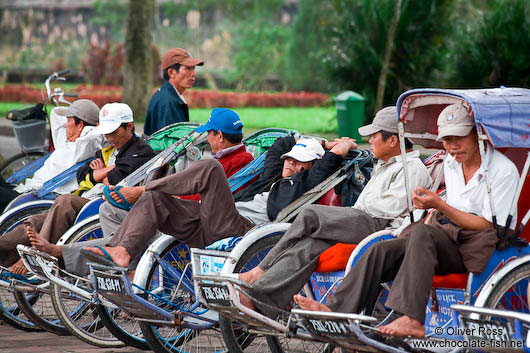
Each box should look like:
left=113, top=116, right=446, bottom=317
left=28, top=108, right=254, bottom=276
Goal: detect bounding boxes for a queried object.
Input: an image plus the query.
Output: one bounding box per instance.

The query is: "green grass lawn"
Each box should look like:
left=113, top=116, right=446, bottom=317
left=0, top=102, right=339, bottom=137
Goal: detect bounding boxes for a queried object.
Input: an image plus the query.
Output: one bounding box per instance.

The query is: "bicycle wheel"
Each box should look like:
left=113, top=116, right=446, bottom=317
left=0, top=151, right=45, bottom=180
left=139, top=240, right=226, bottom=353
left=219, top=233, right=335, bottom=353
left=482, top=262, right=530, bottom=337
left=49, top=219, right=127, bottom=348
left=0, top=205, right=51, bottom=332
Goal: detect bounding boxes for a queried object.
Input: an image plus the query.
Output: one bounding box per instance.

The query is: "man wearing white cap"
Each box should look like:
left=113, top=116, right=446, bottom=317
left=294, top=103, right=519, bottom=338
left=2, top=103, right=155, bottom=274
left=82, top=135, right=356, bottom=270
left=238, top=106, right=432, bottom=313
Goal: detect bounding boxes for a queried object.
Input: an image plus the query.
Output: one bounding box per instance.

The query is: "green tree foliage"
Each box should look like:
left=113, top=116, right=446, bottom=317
left=447, top=0, right=530, bottom=87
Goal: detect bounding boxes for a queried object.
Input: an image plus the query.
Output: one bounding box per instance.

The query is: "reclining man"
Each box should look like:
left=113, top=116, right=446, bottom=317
left=239, top=106, right=432, bottom=312
left=82, top=134, right=357, bottom=269
left=2, top=102, right=155, bottom=274
left=294, top=103, right=519, bottom=338
left=0, top=99, right=105, bottom=212
left=29, top=108, right=254, bottom=276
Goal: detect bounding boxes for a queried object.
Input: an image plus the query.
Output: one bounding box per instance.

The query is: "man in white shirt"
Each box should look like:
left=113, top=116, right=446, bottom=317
left=240, top=106, right=432, bottom=312
left=0, top=99, right=103, bottom=212
left=294, top=103, right=520, bottom=338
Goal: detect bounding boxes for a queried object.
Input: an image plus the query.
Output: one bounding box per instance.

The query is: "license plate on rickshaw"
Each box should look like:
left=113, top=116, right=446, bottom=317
left=461, top=317, right=512, bottom=342
left=305, top=318, right=351, bottom=336
left=200, top=283, right=231, bottom=306
left=94, top=273, right=125, bottom=293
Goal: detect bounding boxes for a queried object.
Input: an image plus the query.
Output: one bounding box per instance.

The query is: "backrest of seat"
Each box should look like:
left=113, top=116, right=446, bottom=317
left=517, top=174, right=530, bottom=241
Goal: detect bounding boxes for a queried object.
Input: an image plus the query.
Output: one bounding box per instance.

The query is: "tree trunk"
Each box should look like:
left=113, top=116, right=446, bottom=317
left=123, top=0, right=154, bottom=125
left=375, top=0, right=402, bottom=113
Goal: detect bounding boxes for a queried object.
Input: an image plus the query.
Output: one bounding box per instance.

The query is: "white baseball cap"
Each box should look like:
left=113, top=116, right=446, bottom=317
left=95, top=103, right=134, bottom=135
left=281, top=138, right=324, bottom=163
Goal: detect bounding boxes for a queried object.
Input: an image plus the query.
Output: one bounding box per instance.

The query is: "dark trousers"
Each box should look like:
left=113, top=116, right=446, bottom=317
left=327, top=223, right=467, bottom=323
left=0, top=194, right=88, bottom=267
left=107, top=159, right=253, bottom=257
left=252, top=205, right=389, bottom=310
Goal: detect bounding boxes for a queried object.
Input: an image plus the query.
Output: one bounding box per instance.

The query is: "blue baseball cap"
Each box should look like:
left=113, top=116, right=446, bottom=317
left=195, top=108, right=244, bottom=135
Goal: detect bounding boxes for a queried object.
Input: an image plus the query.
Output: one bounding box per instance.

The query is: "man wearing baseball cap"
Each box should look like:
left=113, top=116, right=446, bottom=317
left=238, top=106, right=432, bottom=314
left=3, top=102, right=156, bottom=274
left=144, top=48, right=204, bottom=136
left=293, top=103, right=519, bottom=338
left=82, top=131, right=356, bottom=271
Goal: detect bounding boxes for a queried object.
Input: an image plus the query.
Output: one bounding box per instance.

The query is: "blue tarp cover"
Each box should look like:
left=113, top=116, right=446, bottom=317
left=397, top=88, right=530, bottom=148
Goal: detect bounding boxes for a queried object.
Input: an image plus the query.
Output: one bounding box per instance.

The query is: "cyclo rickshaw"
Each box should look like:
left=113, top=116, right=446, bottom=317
left=191, top=87, right=530, bottom=353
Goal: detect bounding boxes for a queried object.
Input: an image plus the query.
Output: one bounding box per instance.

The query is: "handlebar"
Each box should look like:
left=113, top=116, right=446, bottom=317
left=56, top=69, right=70, bottom=76
left=44, top=69, right=73, bottom=105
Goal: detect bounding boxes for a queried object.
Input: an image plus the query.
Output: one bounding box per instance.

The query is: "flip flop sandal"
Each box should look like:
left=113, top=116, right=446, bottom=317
left=104, top=185, right=134, bottom=211
left=80, top=246, right=123, bottom=268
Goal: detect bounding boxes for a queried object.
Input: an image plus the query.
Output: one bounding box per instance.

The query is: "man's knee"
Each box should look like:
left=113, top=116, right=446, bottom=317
left=406, top=224, right=437, bottom=250
left=53, top=194, right=80, bottom=207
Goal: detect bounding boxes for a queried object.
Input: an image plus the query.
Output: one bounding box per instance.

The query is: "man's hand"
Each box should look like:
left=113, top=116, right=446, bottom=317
left=108, top=185, right=146, bottom=204
left=412, top=187, right=442, bottom=210
left=92, top=165, right=115, bottom=182
left=329, top=138, right=358, bottom=157
left=89, top=158, right=106, bottom=170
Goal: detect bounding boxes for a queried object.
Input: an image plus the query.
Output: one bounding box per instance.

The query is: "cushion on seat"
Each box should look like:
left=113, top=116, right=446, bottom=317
left=432, top=273, right=468, bottom=289
left=315, top=243, right=357, bottom=273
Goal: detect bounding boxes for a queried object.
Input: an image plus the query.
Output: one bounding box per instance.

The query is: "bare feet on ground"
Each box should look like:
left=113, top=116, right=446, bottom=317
left=237, top=267, right=265, bottom=310
left=84, top=246, right=131, bottom=268
left=379, top=315, right=425, bottom=337
left=26, top=225, right=62, bottom=258
left=293, top=294, right=332, bottom=312
left=9, top=258, right=27, bottom=275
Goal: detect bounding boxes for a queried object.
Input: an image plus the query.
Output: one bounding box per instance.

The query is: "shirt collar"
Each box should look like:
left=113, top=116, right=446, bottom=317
left=213, top=144, right=244, bottom=159
left=378, top=150, right=420, bottom=167
left=169, top=81, right=187, bottom=104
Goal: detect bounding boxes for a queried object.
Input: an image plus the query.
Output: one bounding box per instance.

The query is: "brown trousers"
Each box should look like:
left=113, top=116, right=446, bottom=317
left=326, top=223, right=467, bottom=323
left=252, top=205, right=388, bottom=310
left=0, top=194, right=89, bottom=267
left=107, top=159, right=254, bottom=257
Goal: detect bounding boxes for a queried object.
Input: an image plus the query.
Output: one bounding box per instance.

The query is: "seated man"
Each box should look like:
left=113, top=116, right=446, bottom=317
left=239, top=106, right=432, bottom=312
left=0, top=99, right=104, bottom=212
left=30, top=108, right=254, bottom=276
left=82, top=134, right=357, bottom=269
left=294, top=103, right=519, bottom=338
left=1, top=103, right=155, bottom=274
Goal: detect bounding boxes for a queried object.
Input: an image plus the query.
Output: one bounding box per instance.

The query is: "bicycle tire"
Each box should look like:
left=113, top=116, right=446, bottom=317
left=139, top=239, right=226, bottom=353
left=0, top=205, right=51, bottom=332
left=50, top=219, right=125, bottom=348
left=0, top=151, right=45, bottom=180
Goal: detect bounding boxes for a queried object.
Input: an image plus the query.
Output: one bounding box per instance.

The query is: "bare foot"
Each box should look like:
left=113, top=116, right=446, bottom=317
left=9, top=259, right=28, bottom=275
left=293, top=294, right=332, bottom=312
left=236, top=267, right=265, bottom=310
left=26, top=225, right=62, bottom=258
left=84, top=246, right=131, bottom=268
left=378, top=315, right=425, bottom=337
left=238, top=266, right=264, bottom=285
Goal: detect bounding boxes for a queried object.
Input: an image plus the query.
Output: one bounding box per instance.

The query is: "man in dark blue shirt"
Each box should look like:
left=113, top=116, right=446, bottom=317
left=143, top=48, right=204, bottom=136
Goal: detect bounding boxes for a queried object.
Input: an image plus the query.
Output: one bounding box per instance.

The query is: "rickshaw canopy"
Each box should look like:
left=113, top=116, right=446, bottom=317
left=396, top=87, right=530, bottom=148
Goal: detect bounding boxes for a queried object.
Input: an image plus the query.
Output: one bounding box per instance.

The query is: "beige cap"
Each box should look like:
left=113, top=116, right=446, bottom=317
left=358, top=106, right=398, bottom=136
left=436, top=103, right=475, bottom=141
left=281, top=138, right=325, bottom=162
left=54, top=99, right=99, bottom=125
left=161, top=48, right=204, bottom=70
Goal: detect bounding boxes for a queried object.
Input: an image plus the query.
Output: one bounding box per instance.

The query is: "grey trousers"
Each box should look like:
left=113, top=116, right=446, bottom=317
left=326, top=223, right=467, bottom=323
left=251, top=205, right=389, bottom=310
left=0, top=194, right=88, bottom=267
left=62, top=201, right=128, bottom=276
left=107, top=159, right=254, bottom=258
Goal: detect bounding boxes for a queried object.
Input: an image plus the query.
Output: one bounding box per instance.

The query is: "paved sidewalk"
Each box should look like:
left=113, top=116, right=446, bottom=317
left=0, top=321, right=147, bottom=353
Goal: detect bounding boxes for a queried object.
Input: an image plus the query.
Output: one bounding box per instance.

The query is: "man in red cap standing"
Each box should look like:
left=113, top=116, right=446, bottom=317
left=144, top=48, right=204, bottom=136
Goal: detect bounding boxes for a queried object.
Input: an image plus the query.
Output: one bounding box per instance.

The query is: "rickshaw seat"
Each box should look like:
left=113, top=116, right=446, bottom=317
left=432, top=273, right=468, bottom=289
left=315, top=243, right=356, bottom=273
left=517, top=174, right=530, bottom=242
left=316, top=188, right=341, bottom=207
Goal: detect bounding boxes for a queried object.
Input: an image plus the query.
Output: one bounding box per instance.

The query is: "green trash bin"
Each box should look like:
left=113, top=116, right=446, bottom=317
left=335, top=91, right=365, bottom=141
